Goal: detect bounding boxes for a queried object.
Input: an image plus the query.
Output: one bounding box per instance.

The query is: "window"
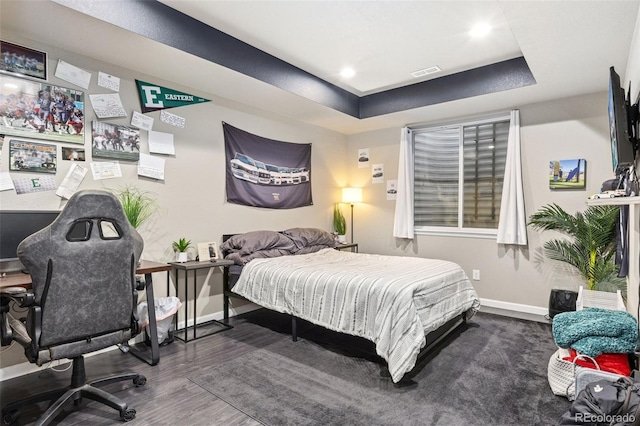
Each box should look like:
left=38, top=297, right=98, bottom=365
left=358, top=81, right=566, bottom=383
left=412, top=114, right=510, bottom=236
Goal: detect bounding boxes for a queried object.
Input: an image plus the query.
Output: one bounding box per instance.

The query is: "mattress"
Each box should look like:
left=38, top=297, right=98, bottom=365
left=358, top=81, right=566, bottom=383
left=231, top=248, right=481, bottom=382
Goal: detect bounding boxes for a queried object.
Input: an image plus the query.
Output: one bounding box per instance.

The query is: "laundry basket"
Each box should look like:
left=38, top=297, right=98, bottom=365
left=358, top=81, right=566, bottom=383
left=575, top=286, right=625, bottom=311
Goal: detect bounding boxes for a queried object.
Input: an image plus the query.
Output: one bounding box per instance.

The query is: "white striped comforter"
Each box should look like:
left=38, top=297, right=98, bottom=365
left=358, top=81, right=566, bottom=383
left=232, top=248, right=481, bottom=383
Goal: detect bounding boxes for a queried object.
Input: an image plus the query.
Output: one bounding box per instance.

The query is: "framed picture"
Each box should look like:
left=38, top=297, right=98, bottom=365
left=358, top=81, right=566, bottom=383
left=549, top=159, right=586, bottom=190
left=1, top=40, right=47, bottom=81
left=0, top=75, right=84, bottom=144
left=197, top=242, right=219, bottom=262
left=91, top=121, right=140, bottom=161
left=9, top=139, right=57, bottom=173
left=61, top=146, right=85, bottom=161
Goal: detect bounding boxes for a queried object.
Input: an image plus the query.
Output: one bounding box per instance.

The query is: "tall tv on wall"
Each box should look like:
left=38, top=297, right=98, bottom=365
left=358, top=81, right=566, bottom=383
left=608, top=66, right=638, bottom=174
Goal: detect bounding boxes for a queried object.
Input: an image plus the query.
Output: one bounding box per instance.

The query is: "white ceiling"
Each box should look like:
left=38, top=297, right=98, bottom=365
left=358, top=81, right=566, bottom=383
left=1, top=1, right=639, bottom=135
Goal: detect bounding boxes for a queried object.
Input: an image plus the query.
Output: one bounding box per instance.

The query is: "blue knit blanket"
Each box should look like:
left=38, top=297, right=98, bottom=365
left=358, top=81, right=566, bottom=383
left=552, top=308, right=638, bottom=357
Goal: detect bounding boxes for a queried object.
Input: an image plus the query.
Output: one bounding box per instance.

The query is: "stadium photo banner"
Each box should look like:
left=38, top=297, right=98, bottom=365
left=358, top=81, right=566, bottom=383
left=135, top=80, right=210, bottom=113
left=224, top=122, right=312, bottom=209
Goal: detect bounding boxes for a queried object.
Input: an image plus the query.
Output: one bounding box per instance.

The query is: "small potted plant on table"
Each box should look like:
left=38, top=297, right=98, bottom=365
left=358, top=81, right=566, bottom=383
left=333, top=203, right=347, bottom=243
left=172, top=238, right=192, bottom=263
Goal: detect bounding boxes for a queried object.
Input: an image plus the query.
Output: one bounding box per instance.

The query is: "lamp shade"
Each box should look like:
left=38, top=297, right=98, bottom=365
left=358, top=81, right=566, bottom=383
left=342, top=187, right=362, bottom=204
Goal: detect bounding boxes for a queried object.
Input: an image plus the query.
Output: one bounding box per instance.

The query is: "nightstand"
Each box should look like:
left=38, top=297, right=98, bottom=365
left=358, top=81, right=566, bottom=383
left=169, top=259, right=234, bottom=342
left=335, top=243, right=358, bottom=253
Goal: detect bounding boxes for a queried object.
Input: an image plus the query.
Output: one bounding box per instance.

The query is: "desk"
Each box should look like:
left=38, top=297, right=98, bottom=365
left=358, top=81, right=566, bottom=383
left=0, top=260, right=171, bottom=366
left=169, top=259, right=234, bottom=342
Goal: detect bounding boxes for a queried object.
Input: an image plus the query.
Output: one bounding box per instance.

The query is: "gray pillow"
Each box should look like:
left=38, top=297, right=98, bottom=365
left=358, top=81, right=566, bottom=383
left=282, top=227, right=336, bottom=249
left=220, top=230, right=297, bottom=255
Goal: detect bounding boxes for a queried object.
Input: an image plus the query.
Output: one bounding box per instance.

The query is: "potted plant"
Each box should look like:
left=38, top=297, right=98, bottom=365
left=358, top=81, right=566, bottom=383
left=114, top=185, right=159, bottom=230
left=333, top=203, right=347, bottom=243
left=528, top=203, right=626, bottom=316
left=172, top=237, right=192, bottom=263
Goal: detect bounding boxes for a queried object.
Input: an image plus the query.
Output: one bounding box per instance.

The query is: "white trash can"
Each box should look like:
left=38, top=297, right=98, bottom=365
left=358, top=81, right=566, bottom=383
left=137, top=296, right=182, bottom=345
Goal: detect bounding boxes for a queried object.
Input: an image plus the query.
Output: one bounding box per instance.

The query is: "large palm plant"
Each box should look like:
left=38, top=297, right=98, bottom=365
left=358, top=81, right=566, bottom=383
left=528, top=203, right=625, bottom=295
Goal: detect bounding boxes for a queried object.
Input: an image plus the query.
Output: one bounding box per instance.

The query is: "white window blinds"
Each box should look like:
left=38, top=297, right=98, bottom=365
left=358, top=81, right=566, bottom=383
left=413, top=117, right=509, bottom=230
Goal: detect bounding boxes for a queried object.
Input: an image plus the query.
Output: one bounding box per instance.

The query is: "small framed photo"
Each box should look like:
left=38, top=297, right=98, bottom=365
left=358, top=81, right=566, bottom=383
left=197, top=242, right=219, bottom=262
left=549, top=159, right=587, bottom=190
left=1, top=40, right=48, bottom=81
left=61, top=146, right=86, bottom=161
left=9, top=139, right=57, bottom=173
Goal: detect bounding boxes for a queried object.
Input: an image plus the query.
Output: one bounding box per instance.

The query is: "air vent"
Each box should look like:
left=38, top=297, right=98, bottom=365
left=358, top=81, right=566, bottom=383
left=411, top=66, right=441, bottom=78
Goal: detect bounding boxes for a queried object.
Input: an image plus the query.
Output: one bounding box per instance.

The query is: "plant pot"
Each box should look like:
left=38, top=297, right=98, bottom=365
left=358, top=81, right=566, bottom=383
left=548, top=289, right=578, bottom=319
left=175, top=252, right=188, bottom=263
left=337, top=235, right=346, bottom=243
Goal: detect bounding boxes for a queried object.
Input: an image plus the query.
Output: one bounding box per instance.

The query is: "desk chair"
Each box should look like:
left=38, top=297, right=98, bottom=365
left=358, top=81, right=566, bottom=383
left=1, top=190, right=145, bottom=425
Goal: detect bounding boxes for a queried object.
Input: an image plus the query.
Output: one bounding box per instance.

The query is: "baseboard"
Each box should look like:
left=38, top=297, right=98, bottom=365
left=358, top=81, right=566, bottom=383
left=479, top=298, right=550, bottom=323
left=1, top=304, right=262, bottom=382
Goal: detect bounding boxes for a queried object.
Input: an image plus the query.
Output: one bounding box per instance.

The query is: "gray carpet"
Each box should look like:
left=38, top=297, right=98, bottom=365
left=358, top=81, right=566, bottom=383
left=190, top=312, right=570, bottom=425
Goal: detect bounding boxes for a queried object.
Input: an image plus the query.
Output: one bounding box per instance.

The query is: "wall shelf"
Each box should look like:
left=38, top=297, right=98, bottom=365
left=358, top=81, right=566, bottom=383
left=586, top=195, right=640, bottom=206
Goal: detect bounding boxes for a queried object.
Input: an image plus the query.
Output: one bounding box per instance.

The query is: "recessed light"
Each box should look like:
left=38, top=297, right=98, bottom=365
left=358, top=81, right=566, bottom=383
left=470, top=23, right=491, bottom=38
left=340, top=67, right=355, bottom=79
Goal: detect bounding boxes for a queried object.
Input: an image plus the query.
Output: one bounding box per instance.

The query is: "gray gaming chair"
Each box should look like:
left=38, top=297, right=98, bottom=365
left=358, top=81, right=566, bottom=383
left=0, top=190, right=145, bottom=425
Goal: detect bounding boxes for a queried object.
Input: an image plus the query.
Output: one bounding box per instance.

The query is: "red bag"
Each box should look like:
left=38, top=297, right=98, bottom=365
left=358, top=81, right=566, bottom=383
left=562, top=348, right=631, bottom=376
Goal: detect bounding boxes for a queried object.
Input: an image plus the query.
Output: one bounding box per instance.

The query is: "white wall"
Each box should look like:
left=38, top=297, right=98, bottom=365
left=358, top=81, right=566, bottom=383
left=0, top=33, right=348, bottom=371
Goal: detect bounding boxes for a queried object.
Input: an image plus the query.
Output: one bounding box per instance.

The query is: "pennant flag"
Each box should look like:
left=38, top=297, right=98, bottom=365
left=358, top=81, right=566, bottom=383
left=135, top=80, right=210, bottom=113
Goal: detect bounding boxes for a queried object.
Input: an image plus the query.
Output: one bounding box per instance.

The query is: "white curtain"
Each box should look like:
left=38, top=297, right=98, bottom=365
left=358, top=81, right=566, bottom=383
left=393, top=127, right=414, bottom=239
left=497, top=110, right=527, bottom=245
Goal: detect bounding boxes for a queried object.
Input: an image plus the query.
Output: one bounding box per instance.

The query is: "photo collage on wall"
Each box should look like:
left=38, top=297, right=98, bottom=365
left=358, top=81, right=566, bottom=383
left=0, top=38, right=218, bottom=196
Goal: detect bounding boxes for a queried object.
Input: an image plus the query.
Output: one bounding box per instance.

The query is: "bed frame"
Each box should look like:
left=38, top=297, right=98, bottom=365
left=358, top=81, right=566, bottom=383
left=221, top=233, right=469, bottom=376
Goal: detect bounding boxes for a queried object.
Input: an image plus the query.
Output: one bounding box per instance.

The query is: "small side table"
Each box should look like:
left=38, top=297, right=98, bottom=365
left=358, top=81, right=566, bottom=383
left=335, top=242, right=358, bottom=253
left=169, top=259, right=234, bottom=342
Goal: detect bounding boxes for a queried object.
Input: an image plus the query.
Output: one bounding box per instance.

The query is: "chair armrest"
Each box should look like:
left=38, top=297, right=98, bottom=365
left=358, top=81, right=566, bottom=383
left=1, top=286, right=35, bottom=307
left=1, top=287, right=35, bottom=346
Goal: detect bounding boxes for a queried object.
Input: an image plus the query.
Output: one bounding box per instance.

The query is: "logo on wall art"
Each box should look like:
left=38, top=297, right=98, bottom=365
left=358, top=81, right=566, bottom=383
left=135, top=80, right=210, bottom=113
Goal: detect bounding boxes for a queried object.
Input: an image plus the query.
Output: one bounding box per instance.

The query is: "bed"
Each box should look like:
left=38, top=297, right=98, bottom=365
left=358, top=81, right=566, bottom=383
left=221, top=228, right=481, bottom=383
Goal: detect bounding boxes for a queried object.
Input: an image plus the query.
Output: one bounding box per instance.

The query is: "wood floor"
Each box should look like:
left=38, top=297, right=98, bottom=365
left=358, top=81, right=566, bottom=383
left=0, top=309, right=301, bottom=426
left=0, top=309, right=560, bottom=426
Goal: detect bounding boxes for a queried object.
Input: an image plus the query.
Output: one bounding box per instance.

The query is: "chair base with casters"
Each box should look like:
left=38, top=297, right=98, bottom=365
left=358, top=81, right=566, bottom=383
left=1, top=355, right=146, bottom=425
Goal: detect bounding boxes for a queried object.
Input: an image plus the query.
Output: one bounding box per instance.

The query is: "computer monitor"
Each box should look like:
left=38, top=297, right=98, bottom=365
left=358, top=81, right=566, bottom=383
left=0, top=210, right=60, bottom=262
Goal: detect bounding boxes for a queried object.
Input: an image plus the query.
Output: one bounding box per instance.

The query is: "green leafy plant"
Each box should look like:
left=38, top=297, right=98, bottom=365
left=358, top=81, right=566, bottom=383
left=333, top=203, right=346, bottom=235
left=528, top=203, right=625, bottom=295
left=115, top=185, right=159, bottom=229
left=172, top=237, right=192, bottom=253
